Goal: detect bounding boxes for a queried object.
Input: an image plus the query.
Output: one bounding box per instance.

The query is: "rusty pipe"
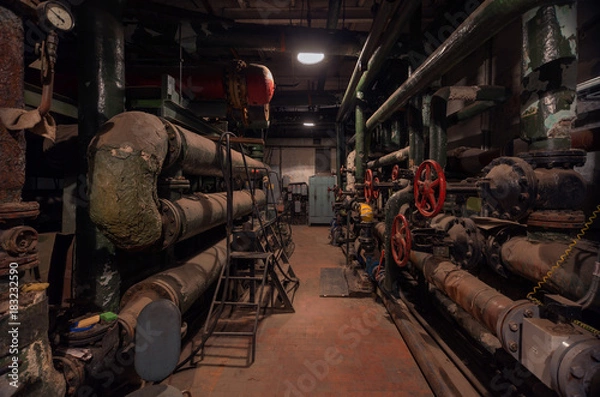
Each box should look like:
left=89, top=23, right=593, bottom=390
left=88, top=111, right=268, bottom=251
left=410, top=251, right=515, bottom=335
left=119, top=239, right=227, bottom=343
left=500, top=236, right=598, bottom=302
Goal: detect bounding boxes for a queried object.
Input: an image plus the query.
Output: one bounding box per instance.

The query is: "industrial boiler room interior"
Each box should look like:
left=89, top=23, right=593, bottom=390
left=1, top=0, right=600, bottom=397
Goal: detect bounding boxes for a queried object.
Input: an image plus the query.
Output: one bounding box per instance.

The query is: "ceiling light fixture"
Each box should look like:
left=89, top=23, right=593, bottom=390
left=303, top=122, right=315, bottom=127
left=297, top=52, right=325, bottom=65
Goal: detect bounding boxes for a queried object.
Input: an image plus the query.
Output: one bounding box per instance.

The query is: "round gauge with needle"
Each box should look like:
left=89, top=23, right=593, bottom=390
left=37, top=1, right=75, bottom=32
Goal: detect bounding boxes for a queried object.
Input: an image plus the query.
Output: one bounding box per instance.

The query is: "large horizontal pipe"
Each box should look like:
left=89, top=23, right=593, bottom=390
left=366, top=147, right=410, bottom=169
left=119, top=239, right=227, bottom=343
left=366, top=0, right=571, bottom=131
left=500, top=236, right=597, bottom=302
left=89, top=111, right=268, bottom=251
left=162, top=190, right=265, bottom=249
left=410, top=251, right=514, bottom=334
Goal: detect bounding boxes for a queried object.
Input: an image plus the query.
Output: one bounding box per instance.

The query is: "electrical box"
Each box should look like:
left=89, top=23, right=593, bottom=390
left=308, top=175, right=336, bottom=225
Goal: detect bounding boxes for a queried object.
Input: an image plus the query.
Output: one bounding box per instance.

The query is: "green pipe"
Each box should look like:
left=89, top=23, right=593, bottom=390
left=355, top=92, right=366, bottom=183
left=336, top=123, right=344, bottom=188
left=408, top=98, right=424, bottom=168
left=75, top=0, right=125, bottom=312
left=336, top=0, right=405, bottom=122
left=366, top=0, right=573, bottom=131
left=355, top=0, right=422, bottom=95
left=383, top=184, right=413, bottom=292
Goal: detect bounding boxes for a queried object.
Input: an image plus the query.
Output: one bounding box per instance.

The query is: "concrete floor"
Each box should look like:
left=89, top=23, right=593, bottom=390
left=167, top=225, right=433, bottom=396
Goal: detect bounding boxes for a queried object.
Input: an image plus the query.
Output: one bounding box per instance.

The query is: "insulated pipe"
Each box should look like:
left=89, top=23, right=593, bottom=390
left=366, top=147, right=409, bottom=169
left=410, top=251, right=514, bottom=334
left=383, top=184, right=413, bottom=291
left=430, top=86, right=510, bottom=167
left=366, top=0, right=571, bottom=131
left=336, top=0, right=405, bottom=122
left=88, top=111, right=268, bottom=251
left=119, top=239, right=227, bottom=343
left=500, top=237, right=598, bottom=302
left=336, top=123, right=344, bottom=188
left=161, top=190, right=266, bottom=249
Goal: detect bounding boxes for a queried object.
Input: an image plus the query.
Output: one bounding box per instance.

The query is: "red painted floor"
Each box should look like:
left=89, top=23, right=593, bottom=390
left=167, top=225, right=433, bottom=396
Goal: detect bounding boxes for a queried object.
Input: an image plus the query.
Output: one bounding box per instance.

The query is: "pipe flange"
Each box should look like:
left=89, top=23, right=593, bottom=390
left=159, top=199, right=182, bottom=250
left=527, top=210, right=585, bottom=229
left=53, top=355, right=86, bottom=396
left=550, top=335, right=600, bottom=397
left=161, top=120, right=183, bottom=170
left=445, top=217, right=484, bottom=272
left=518, top=149, right=587, bottom=170
left=479, top=157, right=537, bottom=221
left=496, top=300, right=539, bottom=361
left=225, top=60, right=248, bottom=110
left=485, top=226, right=523, bottom=278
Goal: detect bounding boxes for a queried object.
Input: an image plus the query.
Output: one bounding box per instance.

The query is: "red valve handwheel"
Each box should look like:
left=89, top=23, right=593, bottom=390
left=364, top=169, right=373, bottom=203
left=391, top=214, right=411, bottom=267
left=414, top=160, right=446, bottom=217
left=391, top=165, right=400, bottom=181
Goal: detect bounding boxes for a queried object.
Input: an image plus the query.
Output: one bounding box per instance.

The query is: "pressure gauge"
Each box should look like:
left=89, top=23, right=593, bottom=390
left=37, top=1, right=75, bottom=32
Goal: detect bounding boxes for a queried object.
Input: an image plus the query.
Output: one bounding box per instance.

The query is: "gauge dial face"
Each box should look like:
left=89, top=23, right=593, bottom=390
left=39, top=2, right=75, bottom=32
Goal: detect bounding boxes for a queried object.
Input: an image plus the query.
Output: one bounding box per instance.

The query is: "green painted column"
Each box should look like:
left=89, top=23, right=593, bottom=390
left=75, top=0, right=125, bottom=311
left=355, top=91, right=366, bottom=184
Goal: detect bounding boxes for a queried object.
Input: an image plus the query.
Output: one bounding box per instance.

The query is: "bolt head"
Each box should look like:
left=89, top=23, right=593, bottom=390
left=524, top=309, right=534, bottom=318
left=509, top=342, right=518, bottom=352
left=509, top=322, right=519, bottom=332
left=570, top=366, right=585, bottom=379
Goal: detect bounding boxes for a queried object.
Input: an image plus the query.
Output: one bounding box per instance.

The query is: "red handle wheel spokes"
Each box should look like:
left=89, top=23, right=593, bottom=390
left=364, top=169, right=373, bottom=203
left=414, top=160, right=447, bottom=217
left=373, top=177, right=380, bottom=200
left=391, top=214, right=411, bottom=267
left=391, top=165, right=400, bottom=181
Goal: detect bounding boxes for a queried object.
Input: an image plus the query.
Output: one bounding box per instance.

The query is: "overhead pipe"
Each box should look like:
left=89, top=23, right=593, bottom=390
left=336, top=0, right=405, bottom=122
left=316, top=0, right=344, bottom=91
left=355, top=0, right=422, bottom=97
left=430, top=86, right=510, bottom=167
left=366, top=0, right=573, bottom=131
left=119, top=239, right=227, bottom=343
left=366, top=147, right=409, bottom=169
left=88, top=111, right=268, bottom=251
left=500, top=236, right=598, bottom=302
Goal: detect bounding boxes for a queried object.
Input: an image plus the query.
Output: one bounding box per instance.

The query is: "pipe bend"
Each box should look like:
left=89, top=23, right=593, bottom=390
left=89, top=111, right=169, bottom=251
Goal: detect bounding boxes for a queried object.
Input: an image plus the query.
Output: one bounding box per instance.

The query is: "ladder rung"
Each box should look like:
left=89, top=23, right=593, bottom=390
left=230, top=251, right=272, bottom=260
left=223, top=276, right=265, bottom=280
left=214, top=301, right=260, bottom=307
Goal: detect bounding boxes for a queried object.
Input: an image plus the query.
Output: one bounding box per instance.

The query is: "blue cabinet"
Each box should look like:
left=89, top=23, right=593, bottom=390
left=308, top=175, right=336, bottom=225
